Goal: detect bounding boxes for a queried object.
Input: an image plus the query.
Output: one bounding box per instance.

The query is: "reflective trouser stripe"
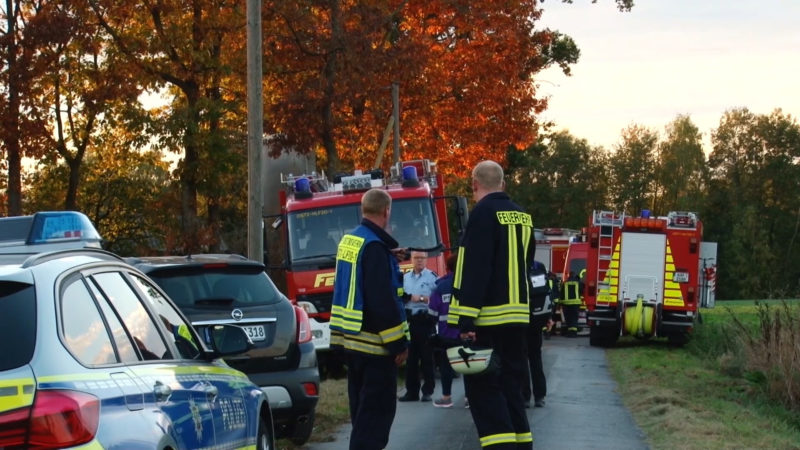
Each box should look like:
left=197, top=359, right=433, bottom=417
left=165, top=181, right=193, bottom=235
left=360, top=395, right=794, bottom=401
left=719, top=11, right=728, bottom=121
left=480, top=433, right=518, bottom=447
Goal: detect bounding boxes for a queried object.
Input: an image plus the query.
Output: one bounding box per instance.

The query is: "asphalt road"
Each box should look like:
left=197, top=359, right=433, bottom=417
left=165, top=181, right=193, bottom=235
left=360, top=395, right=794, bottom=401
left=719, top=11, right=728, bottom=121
left=308, top=335, right=649, bottom=449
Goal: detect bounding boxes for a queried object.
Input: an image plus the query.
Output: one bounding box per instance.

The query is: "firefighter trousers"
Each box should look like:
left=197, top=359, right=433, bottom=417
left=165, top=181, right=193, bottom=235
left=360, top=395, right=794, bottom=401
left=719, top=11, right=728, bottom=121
left=465, top=327, right=532, bottom=449
left=563, top=303, right=580, bottom=336
left=345, top=351, right=398, bottom=450
left=522, top=314, right=548, bottom=402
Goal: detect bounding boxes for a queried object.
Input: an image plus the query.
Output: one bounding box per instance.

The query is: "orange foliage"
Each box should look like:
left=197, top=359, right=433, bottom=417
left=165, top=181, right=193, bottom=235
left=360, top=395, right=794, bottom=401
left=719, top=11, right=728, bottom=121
left=263, top=1, right=551, bottom=179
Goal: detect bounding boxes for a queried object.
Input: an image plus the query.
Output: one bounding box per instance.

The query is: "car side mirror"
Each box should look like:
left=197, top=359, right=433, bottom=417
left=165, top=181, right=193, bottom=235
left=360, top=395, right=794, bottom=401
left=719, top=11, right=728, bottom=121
left=200, top=324, right=253, bottom=356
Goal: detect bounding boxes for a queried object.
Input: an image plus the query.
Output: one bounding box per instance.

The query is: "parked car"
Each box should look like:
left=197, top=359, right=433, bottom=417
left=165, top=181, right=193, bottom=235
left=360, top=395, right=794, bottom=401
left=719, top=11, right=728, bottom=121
left=0, top=211, right=274, bottom=449
left=127, top=253, right=320, bottom=445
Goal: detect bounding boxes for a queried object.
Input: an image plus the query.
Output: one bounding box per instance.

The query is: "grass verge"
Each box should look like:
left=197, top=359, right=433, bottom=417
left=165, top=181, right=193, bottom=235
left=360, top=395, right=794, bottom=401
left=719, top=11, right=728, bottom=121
left=277, top=377, right=349, bottom=450
left=606, top=299, right=800, bottom=449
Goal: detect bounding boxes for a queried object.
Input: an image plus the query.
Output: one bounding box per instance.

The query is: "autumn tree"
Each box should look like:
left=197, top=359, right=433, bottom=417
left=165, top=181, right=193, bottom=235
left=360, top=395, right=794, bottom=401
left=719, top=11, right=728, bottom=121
left=26, top=138, right=174, bottom=256
left=263, top=1, right=582, bottom=179
left=88, top=0, right=249, bottom=252
left=609, top=124, right=658, bottom=215
left=26, top=0, right=143, bottom=211
left=0, top=0, right=61, bottom=215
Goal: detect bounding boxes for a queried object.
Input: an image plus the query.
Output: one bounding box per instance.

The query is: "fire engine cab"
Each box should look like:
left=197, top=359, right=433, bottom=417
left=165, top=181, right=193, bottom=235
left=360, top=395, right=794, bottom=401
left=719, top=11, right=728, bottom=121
left=583, top=210, right=717, bottom=347
left=264, top=159, right=467, bottom=368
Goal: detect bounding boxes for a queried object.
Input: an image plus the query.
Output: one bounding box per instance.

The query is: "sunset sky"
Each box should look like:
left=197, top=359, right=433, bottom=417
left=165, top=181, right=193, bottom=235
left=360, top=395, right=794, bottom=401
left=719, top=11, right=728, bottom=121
left=534, top=0, right=800, bottom=152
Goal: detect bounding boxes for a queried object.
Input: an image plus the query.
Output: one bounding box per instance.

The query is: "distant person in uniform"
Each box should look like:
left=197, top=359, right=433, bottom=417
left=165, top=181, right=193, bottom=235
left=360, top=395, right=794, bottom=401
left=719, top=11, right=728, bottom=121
left=399, top=250, right=438, bottom=402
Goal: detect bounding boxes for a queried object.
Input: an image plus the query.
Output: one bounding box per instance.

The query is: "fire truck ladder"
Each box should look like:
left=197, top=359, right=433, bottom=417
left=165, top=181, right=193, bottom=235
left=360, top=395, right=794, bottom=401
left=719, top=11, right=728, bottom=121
left=593, top=210, right=624, bottom=306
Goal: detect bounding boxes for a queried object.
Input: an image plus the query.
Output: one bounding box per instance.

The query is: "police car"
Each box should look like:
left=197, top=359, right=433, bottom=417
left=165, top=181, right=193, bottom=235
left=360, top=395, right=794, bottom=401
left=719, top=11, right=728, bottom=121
left=0, top=211, right=274, bottom=449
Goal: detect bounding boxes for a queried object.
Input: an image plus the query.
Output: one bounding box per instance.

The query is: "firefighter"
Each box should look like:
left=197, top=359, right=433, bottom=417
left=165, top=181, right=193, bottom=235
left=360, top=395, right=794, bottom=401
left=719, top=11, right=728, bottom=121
left=522, top=260, right=551, bottom=408
left=330, top=188, right=409, bottom=450
left=561, top=271, right=583, bottom=337
left=449, top=160, right=533, bottom=449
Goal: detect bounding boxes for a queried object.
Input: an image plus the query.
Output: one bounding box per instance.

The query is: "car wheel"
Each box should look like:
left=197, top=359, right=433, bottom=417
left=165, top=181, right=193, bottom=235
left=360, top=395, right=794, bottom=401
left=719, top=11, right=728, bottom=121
left=289, top=409, right=316, bottom=446
left=257, top=415, right=275, bottom=450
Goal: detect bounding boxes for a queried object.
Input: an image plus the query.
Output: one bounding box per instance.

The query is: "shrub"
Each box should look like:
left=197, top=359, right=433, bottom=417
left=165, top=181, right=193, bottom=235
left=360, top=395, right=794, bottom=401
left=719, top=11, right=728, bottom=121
left=728, top=300, right=800, bottom=411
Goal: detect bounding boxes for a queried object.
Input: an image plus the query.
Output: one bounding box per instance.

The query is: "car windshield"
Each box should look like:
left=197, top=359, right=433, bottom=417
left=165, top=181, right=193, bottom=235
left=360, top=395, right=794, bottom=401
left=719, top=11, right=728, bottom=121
left=287, top=198, right=440, bottom=263
left=0, top=281, right=36, bottom=371
left=147, top=268, right=282, bottom=308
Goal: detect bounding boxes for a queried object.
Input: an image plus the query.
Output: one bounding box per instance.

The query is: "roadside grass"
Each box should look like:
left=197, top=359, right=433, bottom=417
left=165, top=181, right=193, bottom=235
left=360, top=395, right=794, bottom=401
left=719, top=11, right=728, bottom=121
left=277, top=377, right=349, bottom=450
left=606, top=299, right=800, bottom=449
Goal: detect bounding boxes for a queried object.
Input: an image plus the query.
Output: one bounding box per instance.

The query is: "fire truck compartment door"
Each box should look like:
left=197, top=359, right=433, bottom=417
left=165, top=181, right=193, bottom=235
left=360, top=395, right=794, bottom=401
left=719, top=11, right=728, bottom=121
left=619, top=232, right=666, bottom=304
left=699, top=241, right=718, bottom=308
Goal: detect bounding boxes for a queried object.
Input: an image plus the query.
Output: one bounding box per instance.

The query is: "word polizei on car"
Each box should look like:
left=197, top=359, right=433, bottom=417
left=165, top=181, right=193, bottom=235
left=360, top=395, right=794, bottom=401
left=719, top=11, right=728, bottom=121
left=0, top=211, right=275, bottom=449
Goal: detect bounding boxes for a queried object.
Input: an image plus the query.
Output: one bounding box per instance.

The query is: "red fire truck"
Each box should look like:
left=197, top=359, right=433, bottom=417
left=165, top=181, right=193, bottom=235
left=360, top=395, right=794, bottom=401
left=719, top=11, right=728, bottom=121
left=264, top=159, right=467, bottom=369
left=581, top=210, right=717, bottom=347
left=533, top=228, right=579, bottom=276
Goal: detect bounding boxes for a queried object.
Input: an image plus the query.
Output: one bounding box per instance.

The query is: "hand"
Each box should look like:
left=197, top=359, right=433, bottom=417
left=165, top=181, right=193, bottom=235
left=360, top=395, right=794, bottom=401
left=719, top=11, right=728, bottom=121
left=459, top=331, right=476, bottom=342
left=391, top=247, right=409, bottom=262
left=394, top=348, right=409, bottom=366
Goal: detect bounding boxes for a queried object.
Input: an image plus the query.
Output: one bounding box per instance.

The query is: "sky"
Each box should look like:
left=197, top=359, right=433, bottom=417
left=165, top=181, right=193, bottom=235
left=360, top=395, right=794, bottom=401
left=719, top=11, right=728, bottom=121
left=534, top=0, right=800, bottom=152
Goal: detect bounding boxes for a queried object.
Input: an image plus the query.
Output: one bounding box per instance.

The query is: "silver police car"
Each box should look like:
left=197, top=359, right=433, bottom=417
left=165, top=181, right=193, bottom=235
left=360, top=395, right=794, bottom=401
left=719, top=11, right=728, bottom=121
left=0, top=212, right=274, bottom=449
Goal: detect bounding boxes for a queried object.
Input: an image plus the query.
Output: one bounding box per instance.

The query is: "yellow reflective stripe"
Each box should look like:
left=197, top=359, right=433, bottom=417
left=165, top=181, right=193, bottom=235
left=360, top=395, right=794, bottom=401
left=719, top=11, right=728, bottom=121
left=453, top=246, right=465, bottom=291
left=340, top=337, right=390, bottom=356
left=378, top=323, right=406, bottom=344
left=330, top=304, right=364, bottom=332
left=522, top=224, right=531, bottom=302
left=0, top=378, right=35, bottom=413
left=337, top=234, right=365, bottom=310
left=330, top=331, right=345, bottom=347
left=458, top=305, right=480, bottom=318
left=474, top=304, right=530, bottom=326
left=480, top=432, right=518, bottom=447
left=516, top=431, right=533, bottom=443
left=507, top=220, right=518, bottom=304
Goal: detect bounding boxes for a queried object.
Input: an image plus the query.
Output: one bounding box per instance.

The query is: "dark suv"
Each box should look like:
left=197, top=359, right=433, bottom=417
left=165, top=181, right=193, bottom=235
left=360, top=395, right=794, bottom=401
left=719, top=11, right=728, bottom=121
left=127, top=254, right=319, bottom=445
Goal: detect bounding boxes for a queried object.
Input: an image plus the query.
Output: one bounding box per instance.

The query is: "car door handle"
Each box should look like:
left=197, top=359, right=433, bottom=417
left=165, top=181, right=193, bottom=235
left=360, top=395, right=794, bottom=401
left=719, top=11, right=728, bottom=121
left=153, top=381, right=172, bottom=402
left=203, top=383, right=219, bottom=402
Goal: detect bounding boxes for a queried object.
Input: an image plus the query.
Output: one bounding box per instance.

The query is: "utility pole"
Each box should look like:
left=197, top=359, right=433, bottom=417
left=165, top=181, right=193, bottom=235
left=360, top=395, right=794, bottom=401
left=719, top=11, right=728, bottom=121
left=247, top=0, right=264, bottom=262
left=392, top=82, right=400, bottom=164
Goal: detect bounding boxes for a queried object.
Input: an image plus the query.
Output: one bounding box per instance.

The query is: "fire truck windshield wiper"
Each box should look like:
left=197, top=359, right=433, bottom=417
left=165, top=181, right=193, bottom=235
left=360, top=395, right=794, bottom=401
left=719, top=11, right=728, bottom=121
left=292, top=254, right=337, bottom=262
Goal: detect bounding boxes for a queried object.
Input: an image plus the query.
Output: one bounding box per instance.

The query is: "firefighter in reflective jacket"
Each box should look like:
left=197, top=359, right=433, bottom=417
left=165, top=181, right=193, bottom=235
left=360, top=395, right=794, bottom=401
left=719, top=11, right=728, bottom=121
left=448, top=160, right=534, bottom=449
left=561, top=271, right=583, bottom=337
left=330, top=188, right=409, bottom=450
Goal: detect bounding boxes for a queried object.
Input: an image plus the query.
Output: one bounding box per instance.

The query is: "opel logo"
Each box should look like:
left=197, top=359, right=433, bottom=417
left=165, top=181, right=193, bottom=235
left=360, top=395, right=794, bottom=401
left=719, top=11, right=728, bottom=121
left=231, top=309, right=244, bottom=321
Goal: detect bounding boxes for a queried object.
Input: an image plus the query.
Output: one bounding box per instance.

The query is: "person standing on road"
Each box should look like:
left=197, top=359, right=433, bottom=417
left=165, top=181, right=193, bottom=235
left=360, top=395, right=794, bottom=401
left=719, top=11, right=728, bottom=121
left=330, top=188, right=410, bottom=450
left=426, top=251, right=465, bottom=408
left=448, top=160, right=534, bottom=449
left=399, top=250, right=438, bottom=402
left=522, top=260, right=551, bottom=408
left=561, top=271, right=583, bottom=337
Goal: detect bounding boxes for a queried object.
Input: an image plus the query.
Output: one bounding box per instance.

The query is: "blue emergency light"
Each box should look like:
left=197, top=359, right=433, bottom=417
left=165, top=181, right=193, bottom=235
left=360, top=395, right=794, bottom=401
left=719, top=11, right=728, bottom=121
left=401, top=165, right=420, bottom=188
left=26, top=211, right=102, bottom=246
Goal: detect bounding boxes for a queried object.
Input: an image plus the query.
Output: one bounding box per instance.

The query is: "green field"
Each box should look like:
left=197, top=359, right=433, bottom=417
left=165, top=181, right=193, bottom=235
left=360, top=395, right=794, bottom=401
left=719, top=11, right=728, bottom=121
left=607, top=299, right=800, bottom=449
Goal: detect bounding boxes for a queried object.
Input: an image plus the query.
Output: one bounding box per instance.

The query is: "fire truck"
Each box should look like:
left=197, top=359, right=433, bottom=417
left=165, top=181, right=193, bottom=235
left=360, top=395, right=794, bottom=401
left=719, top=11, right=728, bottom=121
left=581, top=210, right=717, bottom=347
left=533, top=227, right=579, bottom=276
left=263, top=158, right=467, bottom=369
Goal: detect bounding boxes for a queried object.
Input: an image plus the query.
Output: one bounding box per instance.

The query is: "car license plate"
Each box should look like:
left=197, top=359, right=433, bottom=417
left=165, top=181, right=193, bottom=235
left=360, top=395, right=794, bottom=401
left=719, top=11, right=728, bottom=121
left=242, top=325, right=266, bottom=341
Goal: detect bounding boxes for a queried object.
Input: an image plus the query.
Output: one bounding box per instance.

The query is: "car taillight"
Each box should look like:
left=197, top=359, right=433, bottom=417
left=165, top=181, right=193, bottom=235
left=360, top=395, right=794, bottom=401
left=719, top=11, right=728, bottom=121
left=0, top=406, right=31, bottom=447
left=294, top=305, right=312, bottom=344
left=27, top=390, right=99, bottom=449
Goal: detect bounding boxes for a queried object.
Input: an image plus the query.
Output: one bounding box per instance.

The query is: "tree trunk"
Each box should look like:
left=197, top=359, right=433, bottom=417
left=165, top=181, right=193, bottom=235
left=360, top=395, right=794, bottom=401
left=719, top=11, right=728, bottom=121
left=4, top=0, right=22, bottom=216
left=322, top=0, right=341, bottom=177
left=180, top=84, right=201, bottom=252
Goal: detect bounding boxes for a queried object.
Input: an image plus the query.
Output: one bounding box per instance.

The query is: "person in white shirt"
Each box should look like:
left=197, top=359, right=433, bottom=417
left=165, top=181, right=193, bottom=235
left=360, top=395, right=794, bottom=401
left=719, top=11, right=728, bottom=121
left=398, top=250, right=438, bottom=402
